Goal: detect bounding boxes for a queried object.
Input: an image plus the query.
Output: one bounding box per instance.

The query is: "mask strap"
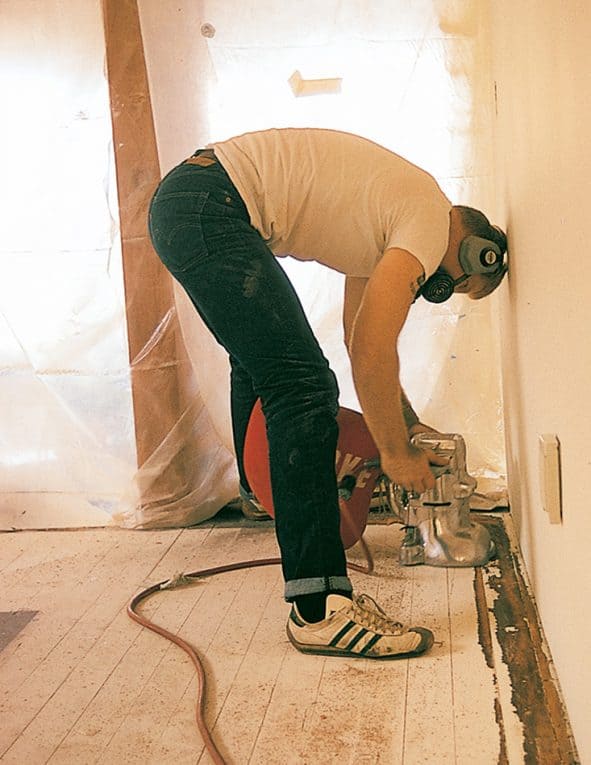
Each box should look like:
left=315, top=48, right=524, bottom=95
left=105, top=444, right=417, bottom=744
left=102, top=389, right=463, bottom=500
left=453, top=273, right=470, bottom=288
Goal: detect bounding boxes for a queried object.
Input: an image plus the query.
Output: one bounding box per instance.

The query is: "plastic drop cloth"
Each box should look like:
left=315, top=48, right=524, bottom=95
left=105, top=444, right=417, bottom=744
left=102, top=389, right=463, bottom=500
left=0, top=0, right=506, bottom=530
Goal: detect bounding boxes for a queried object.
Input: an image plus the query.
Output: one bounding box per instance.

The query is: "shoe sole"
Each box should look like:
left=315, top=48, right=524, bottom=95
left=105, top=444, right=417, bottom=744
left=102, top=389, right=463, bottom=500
left=286, top=626, right=434, bottom=660
left=241, top=499, right=271, bottom=521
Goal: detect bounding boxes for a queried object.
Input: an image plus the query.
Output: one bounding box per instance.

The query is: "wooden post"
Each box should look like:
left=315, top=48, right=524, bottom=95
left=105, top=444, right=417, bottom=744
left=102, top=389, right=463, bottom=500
left=101, top=0, right=192, bottom=511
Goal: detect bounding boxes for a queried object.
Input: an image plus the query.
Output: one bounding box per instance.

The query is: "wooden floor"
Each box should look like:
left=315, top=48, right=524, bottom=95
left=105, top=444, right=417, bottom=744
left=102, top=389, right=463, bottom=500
left=0, top=512, right=578, bottom=765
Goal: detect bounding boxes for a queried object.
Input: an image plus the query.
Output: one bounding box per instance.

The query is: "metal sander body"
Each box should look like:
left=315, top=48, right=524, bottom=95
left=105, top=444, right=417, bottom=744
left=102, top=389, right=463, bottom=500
left=388, top=433, right=495, bottom=567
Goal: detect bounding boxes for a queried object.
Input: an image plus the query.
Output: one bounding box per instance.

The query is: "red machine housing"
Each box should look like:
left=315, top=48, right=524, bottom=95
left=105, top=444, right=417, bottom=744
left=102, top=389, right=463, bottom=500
left=243, top=400, right=381, bottom=549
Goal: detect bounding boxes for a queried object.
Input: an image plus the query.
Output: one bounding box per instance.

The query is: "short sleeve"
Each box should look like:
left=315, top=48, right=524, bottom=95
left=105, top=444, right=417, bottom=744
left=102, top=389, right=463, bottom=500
left=384, top=197, right=451, bottom=279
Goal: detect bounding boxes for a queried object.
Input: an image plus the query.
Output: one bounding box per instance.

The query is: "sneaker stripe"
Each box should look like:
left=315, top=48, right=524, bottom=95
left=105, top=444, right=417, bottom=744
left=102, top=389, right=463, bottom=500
left=346, top=627, right=369, bottom=651
left=359, top=633, right=382, bottom=655
left=328, top=620, right=356, bottom=647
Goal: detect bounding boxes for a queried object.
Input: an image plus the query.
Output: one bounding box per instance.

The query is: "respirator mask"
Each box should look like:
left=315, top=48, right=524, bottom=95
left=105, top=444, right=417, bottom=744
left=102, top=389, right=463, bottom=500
left=418, top=234, right=506, bottom=304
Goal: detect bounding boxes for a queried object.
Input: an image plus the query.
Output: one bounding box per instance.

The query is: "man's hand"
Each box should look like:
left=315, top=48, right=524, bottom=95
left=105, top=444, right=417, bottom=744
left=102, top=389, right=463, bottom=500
left=381, top=445, right=449, bottom=494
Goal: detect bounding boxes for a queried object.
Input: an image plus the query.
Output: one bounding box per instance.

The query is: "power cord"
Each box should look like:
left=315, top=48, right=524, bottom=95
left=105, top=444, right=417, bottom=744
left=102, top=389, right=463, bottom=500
left=127, top=541, right=374, bottom=764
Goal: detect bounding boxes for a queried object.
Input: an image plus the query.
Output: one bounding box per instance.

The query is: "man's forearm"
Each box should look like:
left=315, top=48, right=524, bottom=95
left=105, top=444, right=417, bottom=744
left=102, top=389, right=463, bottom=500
left=347, top=246, right=427, bottom=465
left=350, top=343, right=410, bottom=458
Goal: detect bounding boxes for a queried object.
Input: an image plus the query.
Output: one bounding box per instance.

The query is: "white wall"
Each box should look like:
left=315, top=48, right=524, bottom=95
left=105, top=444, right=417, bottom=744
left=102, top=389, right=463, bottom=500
left=490, top=2, right=591, bottom=759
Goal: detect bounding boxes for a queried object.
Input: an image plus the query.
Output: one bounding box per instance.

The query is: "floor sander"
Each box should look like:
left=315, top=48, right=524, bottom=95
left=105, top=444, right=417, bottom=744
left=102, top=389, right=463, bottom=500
left=243, top=401, right=496, bottom=567
left=384, top=431, right=495, bottom=566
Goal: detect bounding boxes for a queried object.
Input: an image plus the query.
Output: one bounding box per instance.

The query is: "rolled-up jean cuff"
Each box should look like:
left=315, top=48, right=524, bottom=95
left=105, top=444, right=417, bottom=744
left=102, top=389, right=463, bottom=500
left=284, top=576, right=353, bottom=602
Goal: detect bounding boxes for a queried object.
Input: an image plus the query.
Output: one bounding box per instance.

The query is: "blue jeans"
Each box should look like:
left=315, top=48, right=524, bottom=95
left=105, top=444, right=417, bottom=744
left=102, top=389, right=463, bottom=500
left=148, top=152, right=352, bottom=601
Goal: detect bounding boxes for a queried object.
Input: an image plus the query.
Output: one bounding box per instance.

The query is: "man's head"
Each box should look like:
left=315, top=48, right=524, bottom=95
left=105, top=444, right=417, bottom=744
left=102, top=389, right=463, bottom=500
left=452, top=206, right=507, bottom=299
left=418, top=206, right=508, bottom=303
left=443, top=205, right=508, bottom=300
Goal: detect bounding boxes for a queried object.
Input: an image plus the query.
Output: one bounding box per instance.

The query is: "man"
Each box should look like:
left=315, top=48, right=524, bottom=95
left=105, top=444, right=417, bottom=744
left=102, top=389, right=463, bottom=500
left=148, top=128, right=507, bottom=660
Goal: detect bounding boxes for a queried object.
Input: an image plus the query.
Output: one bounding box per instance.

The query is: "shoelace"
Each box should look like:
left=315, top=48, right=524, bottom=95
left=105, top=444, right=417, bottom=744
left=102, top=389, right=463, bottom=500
left=348, top=594, right=406, bottom=634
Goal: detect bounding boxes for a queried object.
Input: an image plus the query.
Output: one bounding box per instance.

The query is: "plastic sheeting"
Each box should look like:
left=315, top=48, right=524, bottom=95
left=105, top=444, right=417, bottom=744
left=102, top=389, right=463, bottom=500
left=0, top=0, right=136, bottom=528
left=1, top=0, right=506, bottom=530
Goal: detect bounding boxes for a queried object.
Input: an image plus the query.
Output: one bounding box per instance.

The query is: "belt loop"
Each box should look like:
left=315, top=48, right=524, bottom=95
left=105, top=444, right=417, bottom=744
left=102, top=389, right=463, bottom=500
left=184, top=148, right=217, bottom=167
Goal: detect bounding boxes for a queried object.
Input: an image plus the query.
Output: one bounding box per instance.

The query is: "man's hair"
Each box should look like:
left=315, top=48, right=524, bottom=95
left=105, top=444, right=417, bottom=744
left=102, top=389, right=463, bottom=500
left=453, top=205, right=508, bottom=299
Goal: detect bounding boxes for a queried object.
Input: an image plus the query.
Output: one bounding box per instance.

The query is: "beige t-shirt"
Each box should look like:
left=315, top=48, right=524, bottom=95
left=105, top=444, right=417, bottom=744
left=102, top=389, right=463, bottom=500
left=211, top=128, right=451, bottom=279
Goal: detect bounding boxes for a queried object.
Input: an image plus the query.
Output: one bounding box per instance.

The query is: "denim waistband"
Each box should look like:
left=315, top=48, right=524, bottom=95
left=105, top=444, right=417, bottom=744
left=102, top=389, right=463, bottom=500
left=151, top=146, right=250, bottom=222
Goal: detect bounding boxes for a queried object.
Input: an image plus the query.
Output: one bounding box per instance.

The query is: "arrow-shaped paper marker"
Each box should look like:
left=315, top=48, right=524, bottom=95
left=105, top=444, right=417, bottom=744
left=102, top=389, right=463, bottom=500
left=288, top=70, right=343, bottom=97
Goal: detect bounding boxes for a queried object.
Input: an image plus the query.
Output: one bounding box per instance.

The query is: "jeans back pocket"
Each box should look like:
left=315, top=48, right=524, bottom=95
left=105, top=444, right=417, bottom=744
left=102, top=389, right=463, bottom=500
left=148, top=188, right=210, bottom=273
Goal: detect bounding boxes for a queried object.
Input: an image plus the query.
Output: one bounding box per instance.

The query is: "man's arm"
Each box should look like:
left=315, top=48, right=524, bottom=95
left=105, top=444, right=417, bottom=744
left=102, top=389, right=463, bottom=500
left=345, top=268, right=421, bottom=437
left=347, top=248, right=444, bottom=493
left=347, top=290, right=427, bottom=435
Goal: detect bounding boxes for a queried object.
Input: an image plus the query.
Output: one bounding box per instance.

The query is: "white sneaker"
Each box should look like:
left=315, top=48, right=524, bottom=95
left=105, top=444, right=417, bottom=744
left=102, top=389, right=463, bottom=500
left=286, top=594, right=433, bottom=659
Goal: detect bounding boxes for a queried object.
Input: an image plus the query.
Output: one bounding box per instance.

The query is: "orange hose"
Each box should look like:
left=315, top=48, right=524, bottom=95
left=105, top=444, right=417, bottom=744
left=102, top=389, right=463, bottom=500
left=127, top=546, right=374, bottom=764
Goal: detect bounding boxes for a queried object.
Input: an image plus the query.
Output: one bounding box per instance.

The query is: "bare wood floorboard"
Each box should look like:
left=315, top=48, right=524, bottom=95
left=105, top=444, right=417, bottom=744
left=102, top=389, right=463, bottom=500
left=0, top=514, right=578, bottom=765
